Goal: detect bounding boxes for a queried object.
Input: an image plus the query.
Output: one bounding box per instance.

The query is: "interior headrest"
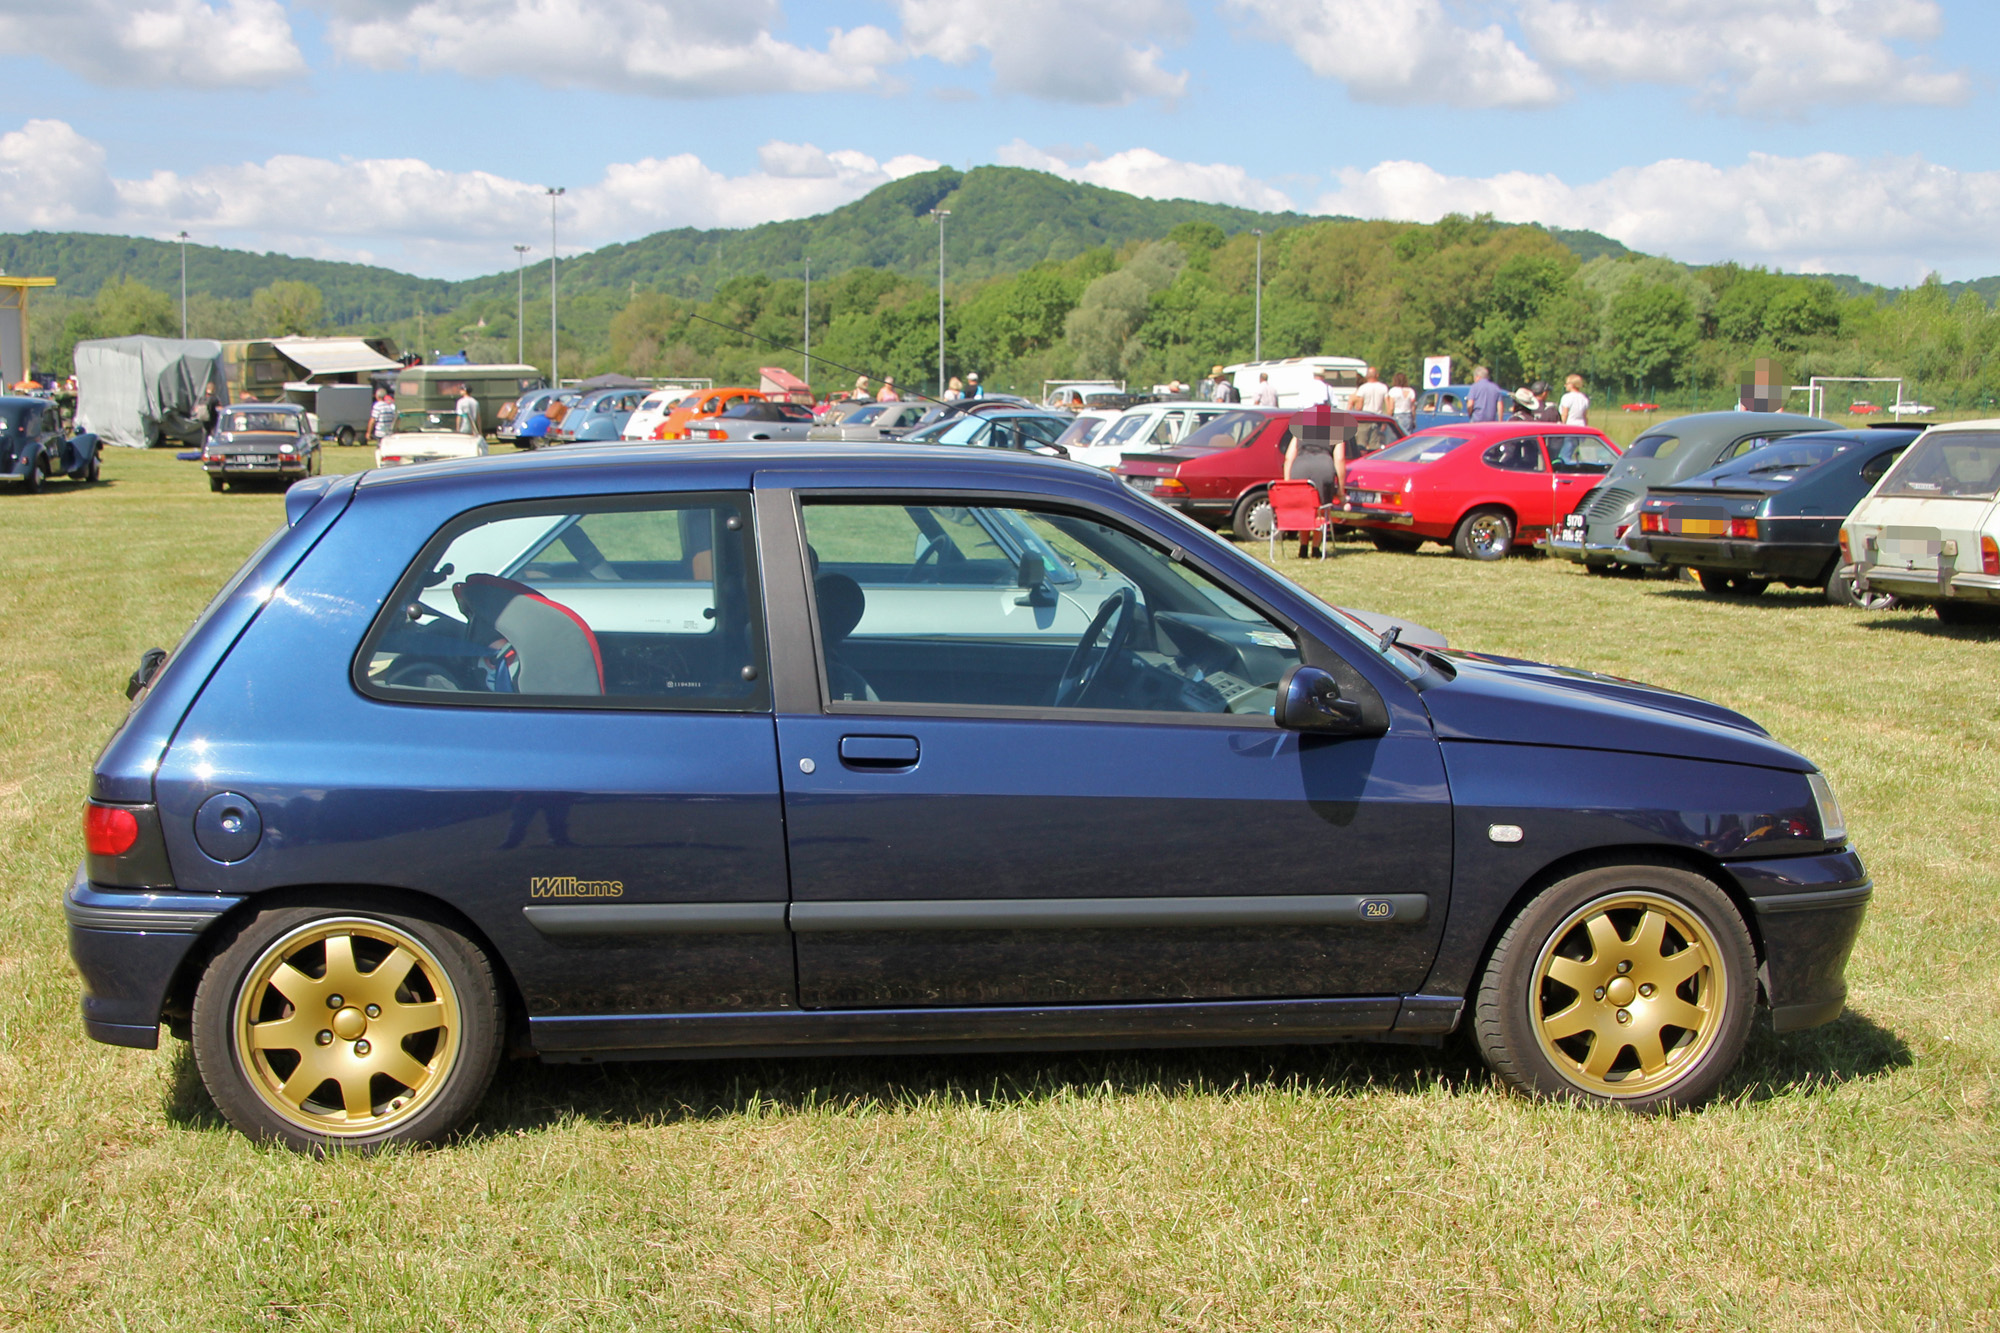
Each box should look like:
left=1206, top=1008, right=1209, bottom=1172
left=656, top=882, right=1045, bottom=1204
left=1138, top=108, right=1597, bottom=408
left=815, top=572, right=865, bottom=645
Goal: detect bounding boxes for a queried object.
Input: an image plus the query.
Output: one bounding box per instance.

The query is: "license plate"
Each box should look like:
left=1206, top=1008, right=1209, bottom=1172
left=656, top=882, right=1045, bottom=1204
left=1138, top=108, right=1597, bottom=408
left=225, top=457, right=274, bottom=469
left=1560, top=513, right=1586, bottom=538
left=1347, top=489, right=1384, bottom=505
left=1675, top=517, right=1728, bottom=536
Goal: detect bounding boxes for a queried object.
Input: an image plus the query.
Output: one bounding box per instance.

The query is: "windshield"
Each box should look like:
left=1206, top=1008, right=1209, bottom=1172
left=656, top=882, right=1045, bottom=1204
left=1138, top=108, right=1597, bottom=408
left=1099, top=414, right=1152, bottom=446
left=1709, top=438, right=1847, bottom=479
left=1054, top=416, right=1106, bottom=449
left=1180, top=411, right=1272, bottom=449
left=225, top=410, right=299, bottom=433
left=1876, top=431, right=2000, bottom=500
left=1626, top=433, right=1681, bottom=460
left=1368, top=432, right=1470, bottom=464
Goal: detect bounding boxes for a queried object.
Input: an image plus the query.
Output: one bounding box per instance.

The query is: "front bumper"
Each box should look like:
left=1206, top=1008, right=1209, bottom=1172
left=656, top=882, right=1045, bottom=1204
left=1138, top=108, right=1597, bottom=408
left=1629, top=536, right=1830, bottom=581
left=65, top=865, right=241, bottom=1048
left=1725, top=850, right=1871, bottom=1032
left=203, top=457, right=307, bottom=476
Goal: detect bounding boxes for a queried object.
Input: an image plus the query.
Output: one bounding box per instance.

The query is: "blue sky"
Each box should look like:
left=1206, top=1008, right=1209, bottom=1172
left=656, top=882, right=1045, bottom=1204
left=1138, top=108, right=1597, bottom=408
left=1, top=0, right=1995, bottom=285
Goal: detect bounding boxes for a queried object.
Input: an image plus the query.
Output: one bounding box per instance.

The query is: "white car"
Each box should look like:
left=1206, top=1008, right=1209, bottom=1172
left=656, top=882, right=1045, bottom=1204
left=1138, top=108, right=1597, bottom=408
left=375, top=429, right=488, bottom=469
left=621, top=389, right=693, bottom=441
left=1067, top=402, right=1238, bottom=470
left=1226, top=356, right=1369, bottom=408
left=1846, top=418, right=2000, bottom=623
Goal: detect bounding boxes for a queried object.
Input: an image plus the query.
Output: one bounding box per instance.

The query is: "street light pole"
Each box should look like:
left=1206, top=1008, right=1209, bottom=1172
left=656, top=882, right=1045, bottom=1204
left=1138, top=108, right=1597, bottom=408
left=804, top=256, right=811, bottom=391
left=177, top=231, right=190, bottom=339
left=512, top=244, right=530, bottom=365
left=546, top=187, right=565, bottom=386
left=930, top=208, right=949, bottom=393
left=1251, top=229, right=1263, bottom=363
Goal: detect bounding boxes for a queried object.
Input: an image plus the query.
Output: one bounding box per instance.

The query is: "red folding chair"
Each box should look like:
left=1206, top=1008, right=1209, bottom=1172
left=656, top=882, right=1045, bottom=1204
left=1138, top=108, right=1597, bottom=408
left=1267, top=480, right=1330, bottom=560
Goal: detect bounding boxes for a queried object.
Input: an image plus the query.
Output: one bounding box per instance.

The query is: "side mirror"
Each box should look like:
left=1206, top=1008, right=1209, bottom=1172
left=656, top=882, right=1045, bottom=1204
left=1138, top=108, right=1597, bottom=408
left=1274, top=664, right=1367, bottom=733
left=1015, top=554, right=1057, bottom=608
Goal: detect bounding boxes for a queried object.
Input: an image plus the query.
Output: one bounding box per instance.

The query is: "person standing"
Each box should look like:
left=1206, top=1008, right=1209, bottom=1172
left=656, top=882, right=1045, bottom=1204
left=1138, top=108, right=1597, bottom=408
left=369, top=389, right=396, bottom=443
left=852, top=376, right=874, bottom=403
left=454, top=386, right=479, bottom=437
left=1385, top=371, right=1416, bottom=434
left=1559, top=374, right=1590, bottom=425
left=1298, top=364, right=1336, bottom=409
left=1252, top=372, right=1278, bottom=408
left=964, top=372, right=984, bottom=399
left=1466, top=366, right=1507, bottom=423
left=1354, top=365, right=1389, bottom=450
left=1282, top=398, right=1340, bottom=559
left=879, top=376, right=901, bottom=403
left=944, top=376, right=964, bottom=401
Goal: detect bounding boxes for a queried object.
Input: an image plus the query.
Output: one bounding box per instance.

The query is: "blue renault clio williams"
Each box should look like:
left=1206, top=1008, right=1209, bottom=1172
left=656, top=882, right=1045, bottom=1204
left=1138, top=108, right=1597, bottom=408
left=70, top=444, right=1869, bottom=1150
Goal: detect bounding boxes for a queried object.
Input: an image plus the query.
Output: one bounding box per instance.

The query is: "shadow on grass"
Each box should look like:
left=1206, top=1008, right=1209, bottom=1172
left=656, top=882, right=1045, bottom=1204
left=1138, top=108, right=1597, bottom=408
left=1858, top=613, right=2000, bottom=640
left=1723, top=1009, right=1912, bottom=1102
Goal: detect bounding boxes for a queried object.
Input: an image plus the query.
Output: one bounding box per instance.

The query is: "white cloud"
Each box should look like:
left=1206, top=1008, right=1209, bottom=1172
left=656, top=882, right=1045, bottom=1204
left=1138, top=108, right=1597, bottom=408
left=898, top=0, right=1189, bottom=103
left=1225, top=0, right=1559, bottom=108
left=1317, top=153, right=2000, bottom=285
left=1000, top=141, right=1295, bottom=211
left=0, top=0, right=303, bottom=86
left=1517, top=0, right=1967, bottom=111
left=317, top=0, right=902, bottom=96
left=0, top=119, right=939, bottom=277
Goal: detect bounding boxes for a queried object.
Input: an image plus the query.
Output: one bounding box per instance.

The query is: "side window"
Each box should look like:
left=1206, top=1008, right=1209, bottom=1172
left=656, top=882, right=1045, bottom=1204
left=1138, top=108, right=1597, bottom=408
left=1860, top=446, right=1905, bottom=483
left=801, top=501, right=1301, bottom=717
left=358, top=493, right=766, bottom=710
left=1724, top=434, right=1776, bottom=461
left=1019, top=416, right=1065, bottom=444
left=1550, top=435, right=1616, bottom=473
left=1482, top=437, right=1546, bottom=472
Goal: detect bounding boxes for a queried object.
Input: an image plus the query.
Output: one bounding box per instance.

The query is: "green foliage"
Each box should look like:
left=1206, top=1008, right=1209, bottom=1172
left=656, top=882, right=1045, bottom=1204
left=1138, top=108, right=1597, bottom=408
left=249, top=280, right=325, bottom=336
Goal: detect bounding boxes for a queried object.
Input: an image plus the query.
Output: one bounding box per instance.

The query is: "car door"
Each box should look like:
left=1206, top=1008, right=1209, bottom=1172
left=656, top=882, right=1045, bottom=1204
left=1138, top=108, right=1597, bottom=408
left=1479, top=434, right=1555, bottom=531
left=1549, top=434, right=1618, bottom=519
left=763, top=484, right=1453, bottom=1010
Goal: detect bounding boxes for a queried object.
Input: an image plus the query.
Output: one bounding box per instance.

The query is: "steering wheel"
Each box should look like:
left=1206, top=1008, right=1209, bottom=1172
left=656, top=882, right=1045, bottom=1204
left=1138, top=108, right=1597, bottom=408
left=910, top=535, right=965, bottom=582
left=1054, top=588, right=1137, bottom=708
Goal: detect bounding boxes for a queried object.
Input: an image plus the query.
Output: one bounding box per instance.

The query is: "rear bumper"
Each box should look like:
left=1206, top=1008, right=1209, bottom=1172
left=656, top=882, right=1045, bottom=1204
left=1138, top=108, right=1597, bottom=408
left=1324, top=507, right=1415, bottom=527
left=64, top=866, right=241, bottom=1048
left=1539, top=533, right=1651, bottom=566
left=1856, top=564, right=2000, bottom=604
left=1630, top=537, right=1830, bottom=580
left=1725, top=850, right=1871, bottom=1032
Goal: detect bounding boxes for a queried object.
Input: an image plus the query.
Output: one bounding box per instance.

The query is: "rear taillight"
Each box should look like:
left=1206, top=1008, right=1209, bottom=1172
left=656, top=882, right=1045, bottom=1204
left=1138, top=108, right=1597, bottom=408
left=1153, top=477, right=1188, bottom=496
left=1839, top=530, right=1853, bottom=563
left=1984, top=536, right=1999, bottom=575
left=85, top=804, right=139, bottom=856
left=1728, top=518, right=1759, bottom=539
left=1640, top=513, right=1666, bottom=534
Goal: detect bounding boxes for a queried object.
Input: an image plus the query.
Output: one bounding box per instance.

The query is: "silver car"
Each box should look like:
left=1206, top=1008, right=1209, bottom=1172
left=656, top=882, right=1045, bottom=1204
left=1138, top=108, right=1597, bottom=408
left=807, top=401, right=932, bottom=442
left=682, top=400, right=818, bottom=443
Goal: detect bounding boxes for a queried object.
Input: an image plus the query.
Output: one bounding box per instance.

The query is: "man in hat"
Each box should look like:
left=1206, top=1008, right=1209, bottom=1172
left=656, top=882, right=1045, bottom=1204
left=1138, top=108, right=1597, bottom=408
left=965, top=372, right=983, bottom=399
left=1208, top=365, right=1238, bottom=403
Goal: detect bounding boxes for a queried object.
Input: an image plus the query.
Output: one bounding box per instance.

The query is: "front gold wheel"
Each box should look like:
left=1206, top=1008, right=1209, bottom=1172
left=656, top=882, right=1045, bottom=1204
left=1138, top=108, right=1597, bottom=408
left=1529, top=893, right=1724, bottom=1097
left=194, top=900, right=502, bottom=1150
left=233, top=918, right=462, bottom=1137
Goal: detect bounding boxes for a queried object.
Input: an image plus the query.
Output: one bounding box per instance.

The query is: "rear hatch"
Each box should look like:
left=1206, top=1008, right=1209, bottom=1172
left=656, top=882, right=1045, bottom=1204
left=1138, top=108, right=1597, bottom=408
left=1343, top=431, right=1474, bottom=510
left=1847, top=429, right=2000, bottom=585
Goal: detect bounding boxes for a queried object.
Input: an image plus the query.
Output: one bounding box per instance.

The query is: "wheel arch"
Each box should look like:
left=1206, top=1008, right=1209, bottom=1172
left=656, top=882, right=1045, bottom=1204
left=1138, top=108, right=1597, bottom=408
left=1460, top=844, right=1770, bottom=1008
left=162, top=883, right=528, bottom=1052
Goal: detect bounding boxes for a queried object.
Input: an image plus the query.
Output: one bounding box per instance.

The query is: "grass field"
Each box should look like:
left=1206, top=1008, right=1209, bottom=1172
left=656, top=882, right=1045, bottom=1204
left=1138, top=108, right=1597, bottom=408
left=2, top=446, right=1996, bottom=1330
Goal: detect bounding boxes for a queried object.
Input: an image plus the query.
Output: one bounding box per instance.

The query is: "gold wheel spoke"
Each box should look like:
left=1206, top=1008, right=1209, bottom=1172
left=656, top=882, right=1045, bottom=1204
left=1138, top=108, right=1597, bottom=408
left=338, top=1071, right=374, bottom=1120
left=375, top=1048, right=434, bottom=1093
left=321, top=933, right=363, bottom=990
left=1630, top=909, right=1670, bottom=962
left=1544, top=955, right=1597, bottom=992
left=277, top=1051, right=333, bottom=1109
left=1631, top=1025, right=1670, bottom=1076
left=373, top=999, right=445, bottom=1042
left=264, top=961, right=321, bottom=1008
left=1540, top=1000, right=1594, bottom=1040
left=1650, top=945, right=1709, bottom=988
left=1650, top=995, right=1708, bottom=1032
left=1583, top=913, right=1624, bottom=961
left=1581, top=1030, right=1624, bottom=1079
left=358, top=946, right=418, bottom=1006
left=249, top=1012, right=320, bottom=1052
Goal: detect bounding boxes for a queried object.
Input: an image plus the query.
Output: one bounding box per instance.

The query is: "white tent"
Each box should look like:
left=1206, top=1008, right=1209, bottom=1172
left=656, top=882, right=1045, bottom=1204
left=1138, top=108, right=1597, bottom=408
left=74, top=336, right=228, bottom=448
left=272, top=337, right=401, bottom=379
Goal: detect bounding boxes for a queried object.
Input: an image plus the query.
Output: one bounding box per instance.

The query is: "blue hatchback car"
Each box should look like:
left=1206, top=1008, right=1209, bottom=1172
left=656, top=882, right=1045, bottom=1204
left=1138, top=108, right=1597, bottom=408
left=72, top=444, right=1869, bottom=1150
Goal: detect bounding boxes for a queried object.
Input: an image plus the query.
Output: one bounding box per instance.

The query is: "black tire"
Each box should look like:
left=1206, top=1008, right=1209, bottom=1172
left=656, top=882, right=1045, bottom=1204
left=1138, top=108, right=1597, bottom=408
left=1370, top=531, right=1424, bottom=554
left=1935, top=601, right=2000, bottom=625
left=1583, top=560, right=1618, bottom=577
left=1825, top=563, right=1895, bottom=609
left=335, top=426, right=355, bottom=447
left=1452, top=508, right=1512, bottom=561
left=85, top=456, right=100, bottom=483
left=1473, top=862, right=1755, bottom=1111
left=209, top=475, right=225, bottom=493
left=191, top=895, right=503, bottom=1152
left=1695, top=568, right=1731, bottom=594
left=20, top=457, right=39, bottom=494
left=1230, top=489, right=1274, bottom=543
left=1696, top=570, right=1768, bottom=596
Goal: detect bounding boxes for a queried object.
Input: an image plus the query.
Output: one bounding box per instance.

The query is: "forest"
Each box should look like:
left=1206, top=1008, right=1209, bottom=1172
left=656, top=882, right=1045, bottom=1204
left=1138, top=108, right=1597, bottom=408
left=14, top=166, right=2000, bottom=411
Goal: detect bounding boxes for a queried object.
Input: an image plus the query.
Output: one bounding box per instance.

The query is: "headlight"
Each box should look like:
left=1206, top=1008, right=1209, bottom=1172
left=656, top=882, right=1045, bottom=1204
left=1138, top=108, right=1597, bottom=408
left=1807, top=772, right=1847, bottom=844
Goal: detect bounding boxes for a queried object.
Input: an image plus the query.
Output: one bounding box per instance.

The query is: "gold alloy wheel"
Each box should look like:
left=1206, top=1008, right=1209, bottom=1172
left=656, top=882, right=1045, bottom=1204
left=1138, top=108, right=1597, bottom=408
left=1529, top=891, right=1726, bottom=1098
left=231, top=917, right=462, bottom=1138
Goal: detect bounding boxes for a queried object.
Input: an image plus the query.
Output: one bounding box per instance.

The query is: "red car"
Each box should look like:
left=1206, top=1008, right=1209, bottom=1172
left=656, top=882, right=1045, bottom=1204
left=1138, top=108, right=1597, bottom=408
left=1334, top=422, right=1623, bottom=559
left=1112, top=407, right=1404, bottom=542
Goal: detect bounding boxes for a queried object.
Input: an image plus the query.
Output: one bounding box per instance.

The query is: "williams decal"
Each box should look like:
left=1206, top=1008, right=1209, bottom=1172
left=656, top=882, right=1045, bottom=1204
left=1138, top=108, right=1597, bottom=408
left=529, top=877, right=624, bottom=899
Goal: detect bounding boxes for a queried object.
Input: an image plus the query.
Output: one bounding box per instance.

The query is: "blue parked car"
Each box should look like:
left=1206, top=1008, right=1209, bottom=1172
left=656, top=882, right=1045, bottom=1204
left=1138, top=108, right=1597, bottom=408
left=1413, top=384, right=1477, bottom=431
left=549, top=387, right=647, bottom=444
left=73, top=444, right=1866, bottom=1150
left=1628, top=426, right=1920, bottom=606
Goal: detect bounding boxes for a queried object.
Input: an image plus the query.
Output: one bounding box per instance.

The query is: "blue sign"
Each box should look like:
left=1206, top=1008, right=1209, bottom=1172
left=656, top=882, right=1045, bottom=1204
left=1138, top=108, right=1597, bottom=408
left=1423, top=356, right=1450, bottom=391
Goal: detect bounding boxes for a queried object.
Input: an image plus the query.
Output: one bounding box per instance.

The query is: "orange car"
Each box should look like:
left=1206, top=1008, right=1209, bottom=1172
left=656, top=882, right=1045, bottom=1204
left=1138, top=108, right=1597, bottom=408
left=654, top=387, right=762, bottom=440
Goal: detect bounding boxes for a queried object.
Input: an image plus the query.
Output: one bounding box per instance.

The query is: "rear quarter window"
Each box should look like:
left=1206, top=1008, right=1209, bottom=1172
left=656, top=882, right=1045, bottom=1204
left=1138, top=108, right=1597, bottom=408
left=1878, top=432, right=2000, bottom=500
left=1626, top=434, right=1680, bottom=460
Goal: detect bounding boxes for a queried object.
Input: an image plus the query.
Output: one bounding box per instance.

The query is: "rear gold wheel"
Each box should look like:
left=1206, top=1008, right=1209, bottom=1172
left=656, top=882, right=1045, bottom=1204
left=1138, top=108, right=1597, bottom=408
left=1475, top=864, right=1755, bottom=1110
left=194, top=900, right=501, bottom=1151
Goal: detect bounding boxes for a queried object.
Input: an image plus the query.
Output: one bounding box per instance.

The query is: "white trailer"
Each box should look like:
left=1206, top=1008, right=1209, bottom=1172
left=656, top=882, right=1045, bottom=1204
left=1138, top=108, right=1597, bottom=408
left=1226, top=356, right=1369, bottom=409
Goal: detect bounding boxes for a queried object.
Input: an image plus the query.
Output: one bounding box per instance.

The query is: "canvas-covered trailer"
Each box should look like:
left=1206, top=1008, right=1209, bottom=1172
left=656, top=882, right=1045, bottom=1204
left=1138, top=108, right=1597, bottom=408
left=74, top=336, right=227, bottom=448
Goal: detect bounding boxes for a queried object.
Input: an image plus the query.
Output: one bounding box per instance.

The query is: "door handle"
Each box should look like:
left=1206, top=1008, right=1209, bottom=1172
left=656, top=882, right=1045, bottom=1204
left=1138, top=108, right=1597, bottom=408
left=838, top=735, right=920, bottom=768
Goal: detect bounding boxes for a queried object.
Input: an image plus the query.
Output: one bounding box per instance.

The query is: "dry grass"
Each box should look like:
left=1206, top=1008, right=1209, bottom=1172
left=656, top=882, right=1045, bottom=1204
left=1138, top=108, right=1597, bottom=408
left=0, top=447, right=1995, bottom=1330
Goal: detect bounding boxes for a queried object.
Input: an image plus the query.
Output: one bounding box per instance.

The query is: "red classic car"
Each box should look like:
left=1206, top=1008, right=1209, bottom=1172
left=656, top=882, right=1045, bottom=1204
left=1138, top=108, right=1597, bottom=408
left=1111, top=407, right=1404, bottom=542
left=1332, top=423, right=1623, bottom=559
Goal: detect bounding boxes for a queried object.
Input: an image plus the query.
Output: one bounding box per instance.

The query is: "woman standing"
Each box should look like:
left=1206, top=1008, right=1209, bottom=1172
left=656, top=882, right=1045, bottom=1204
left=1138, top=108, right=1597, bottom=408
left=1559, top=374, right=1590, bottom=425
left=1385, top=371, right=1416, bottom=435
left=1281, top=399, right=1341, bottom=559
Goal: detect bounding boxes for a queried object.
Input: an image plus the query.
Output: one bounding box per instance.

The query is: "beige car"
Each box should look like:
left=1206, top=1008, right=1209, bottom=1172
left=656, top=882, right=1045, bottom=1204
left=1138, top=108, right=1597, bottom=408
left=1846, top=418, right=2000, bottom=623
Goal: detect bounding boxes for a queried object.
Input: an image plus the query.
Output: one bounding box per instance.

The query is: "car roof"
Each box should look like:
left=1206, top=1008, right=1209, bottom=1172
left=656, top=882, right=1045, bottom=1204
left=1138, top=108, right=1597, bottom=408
left=1916, top=416, right=2000, bottom=434
left=1634, top=411, right=1836, bottom=438
left=355, top=440, right=1127, bottom=493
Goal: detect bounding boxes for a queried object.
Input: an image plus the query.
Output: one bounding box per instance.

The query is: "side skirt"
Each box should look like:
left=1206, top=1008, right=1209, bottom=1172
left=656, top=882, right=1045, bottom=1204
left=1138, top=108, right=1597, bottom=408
left=531, top=995, right=1460, bottom=1063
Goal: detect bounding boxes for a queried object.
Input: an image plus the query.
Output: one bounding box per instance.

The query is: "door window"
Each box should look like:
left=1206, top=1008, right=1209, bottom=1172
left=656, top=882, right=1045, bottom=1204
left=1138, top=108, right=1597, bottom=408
left=1550, top=435, right=1617, bottom=473
left=358, top=494, right=766, bottom=709
left=1482, top=437, right=1547, bottom=472
left=1859, top=446, right=1906, bottom=483
left=801, top=501, right=1300, bottom=716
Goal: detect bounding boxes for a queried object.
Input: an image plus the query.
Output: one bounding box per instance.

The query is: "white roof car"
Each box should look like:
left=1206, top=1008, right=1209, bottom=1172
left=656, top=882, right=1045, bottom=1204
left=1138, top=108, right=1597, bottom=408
left=1847, top=418, right=2000, bottom=624
left=622, top=389, right=693, bottom=441
left=375, top=429, right=488, bottom=469
left=1067, top=402, right=1237, bottom=470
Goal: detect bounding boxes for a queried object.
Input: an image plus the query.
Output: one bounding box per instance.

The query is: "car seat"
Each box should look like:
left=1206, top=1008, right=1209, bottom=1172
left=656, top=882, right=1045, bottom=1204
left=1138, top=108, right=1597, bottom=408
left=452, top=573, right=604, bottom=695
left=814, top=572, right=877, bottom=703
